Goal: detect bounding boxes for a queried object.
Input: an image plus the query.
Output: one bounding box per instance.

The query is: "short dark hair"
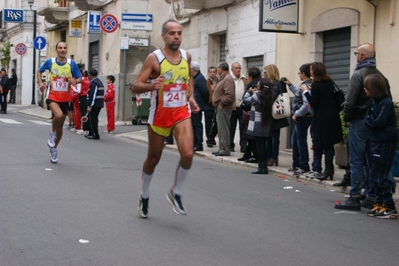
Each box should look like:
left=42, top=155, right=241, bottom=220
left=218, top=62, right=229, bottom=71
left=364, top=73, right=390, bottom=99
left=55, top=41, right=66, bottom=49
left=107, top=75, right=115, bottom=83
left=299, top=63, right=311, bottom=78
left=247, top=67, right=261, bottom=79
left=162, top=19, right=180, bottom=34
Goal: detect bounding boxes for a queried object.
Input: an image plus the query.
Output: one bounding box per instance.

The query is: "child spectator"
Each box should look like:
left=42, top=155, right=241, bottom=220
left=363, top=73, right=397, bottom=219
left=103, top=75, right=115, bottom=133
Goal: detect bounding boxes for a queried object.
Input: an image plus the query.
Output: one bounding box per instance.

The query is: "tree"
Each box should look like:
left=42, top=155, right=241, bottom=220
left=0, top=42, right=11, bottom=70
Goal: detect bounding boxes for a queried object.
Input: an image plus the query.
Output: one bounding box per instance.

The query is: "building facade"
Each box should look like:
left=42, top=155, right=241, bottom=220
left=1, top=0, right=398, bottom=150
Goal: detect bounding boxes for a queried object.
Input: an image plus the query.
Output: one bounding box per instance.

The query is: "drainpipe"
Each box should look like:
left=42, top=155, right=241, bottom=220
left=366, top=0, right=377, bottom=45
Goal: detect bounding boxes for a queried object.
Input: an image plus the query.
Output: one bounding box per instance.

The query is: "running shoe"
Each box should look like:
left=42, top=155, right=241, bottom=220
left=50, top=147, right=58, bottom=163
left=307, top=171, right=322, bottom=179
left=137, top=194, right=149, bottom=218
left=303, top=170, right=314, bottom=178
left=374, top=206, right=398, bottom=219
left=47, top=131, right=56, bottom=148
left=76, top=129, right=85, bottom=134
left=293, top=169, right=309, bottom=176
left=367, top=203, right=382, bottom=217
left=166, top=190, right=187, bottom=215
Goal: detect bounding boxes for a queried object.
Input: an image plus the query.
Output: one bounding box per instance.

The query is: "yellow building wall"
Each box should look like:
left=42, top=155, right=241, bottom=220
left=276, top=0, right=399, bottom=99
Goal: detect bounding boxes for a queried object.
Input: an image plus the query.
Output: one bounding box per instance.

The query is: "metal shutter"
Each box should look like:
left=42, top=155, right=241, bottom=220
left=246, top=55, right=264, bottom=73
left=89, top=41, right=99, bottom=71
left=220, top=34, right=226, bottom=62
left=323, top=27, right=351, bottom=93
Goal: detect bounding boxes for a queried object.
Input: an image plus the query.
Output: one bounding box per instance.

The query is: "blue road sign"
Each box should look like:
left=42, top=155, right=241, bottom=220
left=34, top=36, right=46, bottom=50
left=3, top=8, right=24, bottom=23
left=121, top=13, right=153, bottom=22
left=88, top=11, right=101, bottom=33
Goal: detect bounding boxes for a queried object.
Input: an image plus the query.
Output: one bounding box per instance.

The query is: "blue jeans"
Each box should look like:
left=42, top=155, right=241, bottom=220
left=367, top=141, right=396, bottom=208
left=348, top=119, right=371, bottom=196
left=266, top=128, right=280, bottom=160
left=291, top=117, right=312, bottom=170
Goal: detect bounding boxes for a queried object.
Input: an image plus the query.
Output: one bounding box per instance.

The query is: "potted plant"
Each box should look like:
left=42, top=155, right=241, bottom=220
left=334, top=111, right=348, bottom=168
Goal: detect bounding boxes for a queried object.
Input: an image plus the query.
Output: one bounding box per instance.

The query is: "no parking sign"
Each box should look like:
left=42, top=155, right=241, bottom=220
left=15, top=43, right=27, bottom=55
left=100, top=14, right=118, bottom=33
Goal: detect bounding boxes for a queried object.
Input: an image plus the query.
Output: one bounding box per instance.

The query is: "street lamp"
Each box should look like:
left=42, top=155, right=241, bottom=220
left=28, top=0, right=37, bottom=105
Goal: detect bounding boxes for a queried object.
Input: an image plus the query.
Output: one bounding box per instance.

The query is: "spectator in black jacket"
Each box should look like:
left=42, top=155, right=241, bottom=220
left=0, top=68, right=11, bottom=114
left=8, top=68, right=17, bottom=104
left=191, top=61, right=209, bottom=152
left=85, top=69, right=104, bottom=140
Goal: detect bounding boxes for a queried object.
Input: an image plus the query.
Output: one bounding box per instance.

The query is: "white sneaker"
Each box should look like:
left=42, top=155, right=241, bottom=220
left=304, top=170, right=314, bottom=178
left=47, top=131, right=56, bottom=148
left=70, top=128, right=77, bottom=132
left=50, top=147, right=58, bottom=163
left=307, top=171, right=322, bottom=179
left=76, top=129, right=84, bottom=134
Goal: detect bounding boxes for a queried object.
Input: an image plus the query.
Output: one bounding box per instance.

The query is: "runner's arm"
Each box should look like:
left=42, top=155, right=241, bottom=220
left=132, top=54, right=162, bottom=93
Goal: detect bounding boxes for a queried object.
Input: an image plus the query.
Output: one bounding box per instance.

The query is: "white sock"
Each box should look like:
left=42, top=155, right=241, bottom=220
left=140, top=170, right=153, bottom=199
left=172, top=162, right=190, bottom=195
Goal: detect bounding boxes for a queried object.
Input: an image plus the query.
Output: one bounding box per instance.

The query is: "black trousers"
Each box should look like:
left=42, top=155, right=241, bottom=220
left=229, top=107, right=245, bottom=150
left=0, top=90, right=9, bottom=111
left=192, top=111, right=204, bottom=148
left=88, top=107, right=101, bottom=138
left=79, top=95, right=89, bottom=131
left=204, top=105, right=217, bottom=144
left=9, top=85, right=16, bottom=103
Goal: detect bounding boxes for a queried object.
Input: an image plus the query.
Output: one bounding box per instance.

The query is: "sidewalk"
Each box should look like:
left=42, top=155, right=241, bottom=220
left=117, top=128, right=350, bottom=192
left=17, top=105, right=398, bottom=200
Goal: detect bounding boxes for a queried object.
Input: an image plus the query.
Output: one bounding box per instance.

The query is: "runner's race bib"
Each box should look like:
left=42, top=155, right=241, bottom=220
left=52, top=77, right=68, bottom=91
left=163, top=84, right=187, bottom=108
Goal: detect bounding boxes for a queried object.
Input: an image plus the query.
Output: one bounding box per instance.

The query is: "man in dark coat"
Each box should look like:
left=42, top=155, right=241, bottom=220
left=335, top=43, right=390, bottom=211
left=0, top=68, right=11, bottom=114
left=8, top=68, right=17, bottom=104
left=191, top=61, right=209, bottom=152
left=85, top=69, right=104, bottom=140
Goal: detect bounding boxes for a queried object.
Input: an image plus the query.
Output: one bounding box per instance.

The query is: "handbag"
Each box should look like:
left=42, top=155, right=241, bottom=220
left=332, top=80, right=345, bottom=111
left=272, top=83, right=291, bottom=119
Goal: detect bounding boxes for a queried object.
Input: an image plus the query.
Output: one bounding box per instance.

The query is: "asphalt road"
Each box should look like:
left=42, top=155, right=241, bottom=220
left=1, top=107, right=398, bottom=266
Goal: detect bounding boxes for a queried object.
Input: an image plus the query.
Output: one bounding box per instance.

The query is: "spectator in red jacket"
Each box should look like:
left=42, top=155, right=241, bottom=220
left=103, top=75, right=115, bottom=133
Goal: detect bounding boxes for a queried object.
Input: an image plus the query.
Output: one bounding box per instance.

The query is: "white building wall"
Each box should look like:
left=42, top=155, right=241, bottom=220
left=182, top=2, right=276, bottom=74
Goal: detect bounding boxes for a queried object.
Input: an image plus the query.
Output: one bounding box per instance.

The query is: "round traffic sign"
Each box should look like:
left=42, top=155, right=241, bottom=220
left=33, top=36, right=47, bottom=50
left=100, top=14, right=118, bottom=33
left=15, top=43, right=27, bottom=55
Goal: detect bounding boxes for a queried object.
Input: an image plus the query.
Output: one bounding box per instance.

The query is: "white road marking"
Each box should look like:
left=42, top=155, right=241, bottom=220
left=0, top=118, right=22, bottom=124
left=29, top=120, right=51, bottom=125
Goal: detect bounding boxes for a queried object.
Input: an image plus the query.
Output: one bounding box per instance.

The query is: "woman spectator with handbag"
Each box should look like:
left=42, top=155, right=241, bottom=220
left=242, top=78, right=274, bottom=174
left=301, top=62, right=342, bottom=180
left=263, top=64, right=289, bottom=166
